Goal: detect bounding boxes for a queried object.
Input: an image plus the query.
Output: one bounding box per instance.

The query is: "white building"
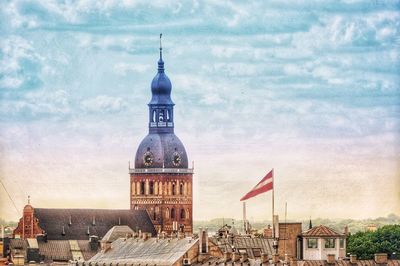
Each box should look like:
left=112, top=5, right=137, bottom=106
left=302, top=225, right=346, bottom=260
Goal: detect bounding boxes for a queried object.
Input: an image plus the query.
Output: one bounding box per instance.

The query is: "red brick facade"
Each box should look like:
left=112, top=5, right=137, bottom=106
left=13, top=205, right=44, bottom=239
left=130, top=172, right=193, bottom=234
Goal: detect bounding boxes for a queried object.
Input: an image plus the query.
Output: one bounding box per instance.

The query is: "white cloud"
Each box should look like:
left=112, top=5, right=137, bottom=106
left=81, top=95, right=126, bottom=113
left=114, top=63, right=151, bottom=76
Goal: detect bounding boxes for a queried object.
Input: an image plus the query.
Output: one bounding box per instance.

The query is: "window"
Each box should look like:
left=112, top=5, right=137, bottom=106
left=180, top=183, right=184, bottom=195
left=307, top=238, right=318, bottom=248
left=180, top=209, right=185, bottom=219
left=152, top=110, right=156, bottom=122
left=339, top=238, right=345, bottom=248
left=166, top=208, right=170, bottom=219
left=140, top=181, right=145, bottom=195
left=325, top=238, right=335, bottom=248
left=252, top=248, right=262, bottom=257
left=172, top=183, right=176, bottom=195
left=171, top=208, right=175, bottom=219
left=159, top=111, right=164, bottom=122
left=149, top=181, right=154, bottom=195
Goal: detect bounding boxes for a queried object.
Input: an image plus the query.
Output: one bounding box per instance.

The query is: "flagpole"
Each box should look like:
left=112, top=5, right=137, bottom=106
left=272, top=168, right=275, bottom=239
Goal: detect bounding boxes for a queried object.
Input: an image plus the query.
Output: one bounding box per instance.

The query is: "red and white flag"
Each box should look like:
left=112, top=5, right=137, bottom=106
left=240, top=169, right=273, bottom=201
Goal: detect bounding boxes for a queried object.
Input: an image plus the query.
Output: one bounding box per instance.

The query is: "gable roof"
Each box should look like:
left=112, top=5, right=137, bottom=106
left=102, top=225, right=134, bottom=242
left=89, top=237, right=198, bottom=265
left=302, top=225, right=344, bottom=237
left=34, top=208, right=156, bottom=240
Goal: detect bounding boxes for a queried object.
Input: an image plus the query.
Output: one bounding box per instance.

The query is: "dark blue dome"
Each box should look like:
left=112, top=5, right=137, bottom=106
left=134, top=133, right=188, bottom=168
left=149, top=59, right=174, bottom=105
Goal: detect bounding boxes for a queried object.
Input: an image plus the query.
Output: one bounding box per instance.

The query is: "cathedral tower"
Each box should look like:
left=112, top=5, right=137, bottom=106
left=130, top=35, right=193, bottom=234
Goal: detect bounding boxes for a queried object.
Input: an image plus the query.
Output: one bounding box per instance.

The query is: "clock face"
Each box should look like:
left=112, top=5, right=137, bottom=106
left=172, top=152, right=181, bottom=166
left=143, top=151, right=154, bottom=167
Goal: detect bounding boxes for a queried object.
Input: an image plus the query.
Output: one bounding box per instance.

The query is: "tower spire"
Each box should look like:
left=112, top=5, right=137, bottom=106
left=159, top=33, right=163, bottom=60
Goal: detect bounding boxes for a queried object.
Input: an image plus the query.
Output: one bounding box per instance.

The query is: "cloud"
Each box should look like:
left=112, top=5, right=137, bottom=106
left=114, top=63, right=151, bottom=76
left=0, top=36, right=43, bottom=90
left=81, top=95, right=126, bottom=113
left=0, top=89, right=71, bottom=120
left=0, top=0, right=399, bottom=221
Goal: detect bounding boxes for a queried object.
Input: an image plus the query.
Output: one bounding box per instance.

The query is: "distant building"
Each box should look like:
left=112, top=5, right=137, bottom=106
left=13, top=204, right=156, bottom=240
left=366, top=224, right=378, bottom=232
left=301, top=225, right=346, bottom=260
left=130, top=37, right=193, bottom=234
left=9, top=203, right=156, bottom=264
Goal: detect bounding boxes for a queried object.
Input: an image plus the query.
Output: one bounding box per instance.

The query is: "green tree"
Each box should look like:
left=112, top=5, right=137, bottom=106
left=347, top=224, right=400, bottom=259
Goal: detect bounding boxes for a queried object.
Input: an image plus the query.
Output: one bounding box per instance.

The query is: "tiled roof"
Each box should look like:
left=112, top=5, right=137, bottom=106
left=298, top=260, right=400, bottom=266
left=209, top=236, right=274, bottom=258
left=88, top=237, right=198, bottom=265
left=193, top=259, right=400, bottom=266
left=77, top=240, right=99, bottom=261
left=38, top=240, right=72, bottom=261
left=101, top=225, right=134, bottom=242
left=302, top=225, right=344, bottom=237
left=34, top=208, right=156, bottom=240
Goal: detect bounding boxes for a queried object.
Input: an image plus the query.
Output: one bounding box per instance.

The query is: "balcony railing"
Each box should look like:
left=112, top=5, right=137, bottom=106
left=129, top=168, right=194, bottom=174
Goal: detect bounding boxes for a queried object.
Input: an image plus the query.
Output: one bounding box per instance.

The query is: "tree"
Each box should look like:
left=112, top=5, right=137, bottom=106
left=347, top=224, right=400, bottom=259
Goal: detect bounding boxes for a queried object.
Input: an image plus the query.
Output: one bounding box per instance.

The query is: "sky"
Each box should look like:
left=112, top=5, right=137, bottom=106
left=0, top=0, right=399, bottom=223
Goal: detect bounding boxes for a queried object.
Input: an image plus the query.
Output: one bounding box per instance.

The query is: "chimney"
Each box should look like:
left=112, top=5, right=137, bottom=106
left=289, top=258, right=297, bottom=266
left=240, top=253, right=248, bottom=262
left=350, top=255, right=357, bottom=264
left=374, top=253, right=388, bottom=264
left=224, top=251, right=232, bottom=262
left=272, top=254, right=280, bottom=264
left=89, top=236, right=99, bottom=251
left=232, top=252, right=240, bottom=262
left=260, top=253, right=269, bottom=264
left=285, top=254, right=291, bottom=263
left=326, top=254, right=335, bottom=264
left=101, top=241, right=111, bottom=252
left=344, top=226, right=349, bottom=236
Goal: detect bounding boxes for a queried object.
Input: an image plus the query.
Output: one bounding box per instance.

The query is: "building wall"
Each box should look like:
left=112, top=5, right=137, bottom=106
left=130, top=173, right=193, bottom=234
left=302, top=237, right=346, bottom=260
left=13, top=205, right=43, bottom=239
left=277, top=223, right=302, bottom=259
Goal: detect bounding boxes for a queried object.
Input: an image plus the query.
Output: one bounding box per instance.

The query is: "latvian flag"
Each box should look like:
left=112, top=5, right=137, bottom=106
left=240, top=169, right=273, bottom=201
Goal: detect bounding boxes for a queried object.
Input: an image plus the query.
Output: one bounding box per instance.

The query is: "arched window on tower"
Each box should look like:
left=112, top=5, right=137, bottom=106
left=140, top=181, right=145, bottom=195
left=171, top=208, right=176, bottom=219
left=149, top=181, right=154, bottom=195
left=180, top=209, right=185, bottom=220
left=167, top=110, right=170, bottom=121
left=152, top=110, right=156, bottom=122
left=172, top=183, right=176, bottom=195
left=159, top=110, right=164, bottom=122
left=179, top=183, right=184, bottom=195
